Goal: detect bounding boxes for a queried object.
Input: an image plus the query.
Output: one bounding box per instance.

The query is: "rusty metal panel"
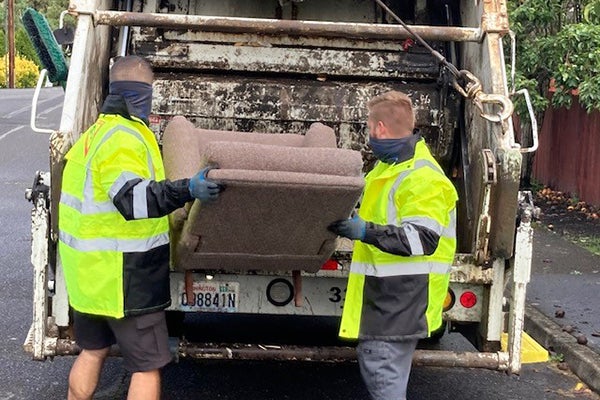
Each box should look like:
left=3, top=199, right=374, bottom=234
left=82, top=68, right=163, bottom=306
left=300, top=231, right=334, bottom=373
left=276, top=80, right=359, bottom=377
left=533, top=96, right=600, bottom=207
left=135, top=40, right=440, bottom=79
left=458, top=20, right=519, bottom=258
left=151, top=74, right=458, bottom=165
left=480, top=0, right=510, bottom=34
left=159, top=29, right=409, bottom=51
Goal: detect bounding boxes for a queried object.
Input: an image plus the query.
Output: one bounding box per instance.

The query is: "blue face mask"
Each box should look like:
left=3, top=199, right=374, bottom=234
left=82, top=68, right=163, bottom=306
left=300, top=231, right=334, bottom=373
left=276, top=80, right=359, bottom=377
left=109, top=81, right=153, bottom=122
left=369, top=135, right=414, bottom=164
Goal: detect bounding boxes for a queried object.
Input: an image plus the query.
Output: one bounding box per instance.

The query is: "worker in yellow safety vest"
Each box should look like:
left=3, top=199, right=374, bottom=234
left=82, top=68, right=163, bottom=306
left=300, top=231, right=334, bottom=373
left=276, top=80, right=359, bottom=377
left=328, top=90, right=458, bottom=400
left=59, top=55, right=222, bottom=400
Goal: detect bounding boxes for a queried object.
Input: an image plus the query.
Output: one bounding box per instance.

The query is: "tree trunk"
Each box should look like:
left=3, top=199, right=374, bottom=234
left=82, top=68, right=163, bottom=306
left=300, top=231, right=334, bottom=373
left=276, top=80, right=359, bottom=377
left=519, top=120, right=533, bottom=188
left=518, top=111, right=545, bottom=189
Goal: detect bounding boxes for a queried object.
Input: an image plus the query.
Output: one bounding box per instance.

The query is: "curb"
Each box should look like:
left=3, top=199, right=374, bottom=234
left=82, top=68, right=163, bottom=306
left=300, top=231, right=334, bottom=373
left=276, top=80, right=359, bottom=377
left=525, top=303, right=600, bottom=394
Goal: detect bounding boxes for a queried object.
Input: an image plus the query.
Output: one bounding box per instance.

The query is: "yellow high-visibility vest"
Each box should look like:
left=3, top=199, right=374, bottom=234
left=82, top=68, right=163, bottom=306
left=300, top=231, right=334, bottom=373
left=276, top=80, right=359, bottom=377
left=58, top=114, right=169, bottom=318
left=340, top=139, right=458, bottom=340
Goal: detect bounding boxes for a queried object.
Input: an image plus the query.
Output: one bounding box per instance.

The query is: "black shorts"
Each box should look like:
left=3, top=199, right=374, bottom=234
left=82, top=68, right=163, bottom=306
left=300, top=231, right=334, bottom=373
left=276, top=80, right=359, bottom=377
left=73, top=310, right=173, bottom=373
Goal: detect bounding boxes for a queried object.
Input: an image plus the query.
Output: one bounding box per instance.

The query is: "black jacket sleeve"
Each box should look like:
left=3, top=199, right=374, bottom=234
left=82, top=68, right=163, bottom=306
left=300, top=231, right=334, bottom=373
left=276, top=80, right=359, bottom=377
left=362, top=221, right=441, bottom=256
left=113, top=178, right=193, bottom=220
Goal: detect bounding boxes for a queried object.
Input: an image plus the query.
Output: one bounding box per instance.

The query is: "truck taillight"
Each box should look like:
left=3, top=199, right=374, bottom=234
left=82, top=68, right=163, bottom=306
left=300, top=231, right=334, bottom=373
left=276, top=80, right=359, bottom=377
left=443, top=290, right=455, bottom=312
left=459, top=291, right=477, bottom=308
left=321, top=259, right=339, bottom=270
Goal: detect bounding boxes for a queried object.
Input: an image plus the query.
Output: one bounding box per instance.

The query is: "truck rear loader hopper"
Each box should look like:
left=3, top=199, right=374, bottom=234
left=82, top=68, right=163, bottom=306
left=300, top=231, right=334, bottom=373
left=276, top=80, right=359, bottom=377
left=24, top=0, right=538, bottom=374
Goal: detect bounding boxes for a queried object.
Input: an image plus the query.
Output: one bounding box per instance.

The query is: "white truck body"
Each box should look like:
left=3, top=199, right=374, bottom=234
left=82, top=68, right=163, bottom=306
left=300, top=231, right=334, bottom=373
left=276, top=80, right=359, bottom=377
left=25, top=0, right=536, bottom=373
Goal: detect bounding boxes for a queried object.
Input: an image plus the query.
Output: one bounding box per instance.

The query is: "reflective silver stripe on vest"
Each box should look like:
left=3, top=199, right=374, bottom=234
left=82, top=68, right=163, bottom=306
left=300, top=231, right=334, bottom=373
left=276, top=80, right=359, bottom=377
left=108, top=171, right=150, bottom=220
left=400, top=209, right=457, bottom=240
left=60, top=192, right=116, bottom=213
left=59, top=231, right=169, bottom=252
left=403, top=223, right=424, bottom=255
left=351, top=261, right=451, bottom=277
left=109, top=171, right=141, bottom=200
left=61, top=125, right=155, bottom=215
left=132, top=180, right=150, bottom=219
left=401, top=216, right=443, bottom=235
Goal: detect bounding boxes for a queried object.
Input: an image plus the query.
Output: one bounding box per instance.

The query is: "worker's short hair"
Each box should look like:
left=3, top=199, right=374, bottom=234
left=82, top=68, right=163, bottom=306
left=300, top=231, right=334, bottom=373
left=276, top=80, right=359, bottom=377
left=109, top=55, right=153, bottom=84
left=368, top=91, right=415, bottom=135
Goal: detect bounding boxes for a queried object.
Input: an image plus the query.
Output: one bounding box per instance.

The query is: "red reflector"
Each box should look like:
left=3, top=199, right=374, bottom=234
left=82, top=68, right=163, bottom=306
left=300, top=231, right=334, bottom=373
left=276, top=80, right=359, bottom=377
left=459, top=291, right=477, bottom=308
left=321, top=259, right=339, bottom=270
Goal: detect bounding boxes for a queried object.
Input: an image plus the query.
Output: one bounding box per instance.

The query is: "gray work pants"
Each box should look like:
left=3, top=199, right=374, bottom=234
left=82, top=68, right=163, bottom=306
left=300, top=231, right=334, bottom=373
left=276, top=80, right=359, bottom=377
left=357, top=339, right=419, bottom=400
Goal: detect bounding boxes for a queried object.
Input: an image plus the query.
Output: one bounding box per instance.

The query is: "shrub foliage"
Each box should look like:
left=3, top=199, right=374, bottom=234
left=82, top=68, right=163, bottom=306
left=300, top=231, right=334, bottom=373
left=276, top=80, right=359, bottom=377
left=508, top=0, right=600, bottom=114
left=0, top=54, right=39, bottom=88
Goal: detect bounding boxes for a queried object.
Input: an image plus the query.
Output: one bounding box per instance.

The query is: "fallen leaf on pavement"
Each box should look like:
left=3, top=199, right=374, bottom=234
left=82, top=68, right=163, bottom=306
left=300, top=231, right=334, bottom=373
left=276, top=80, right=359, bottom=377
left=574, top=381, right=592, bottom=394
left=562, top=325, right=574, bottom=333
left=576, top=334, right=588, bottom=345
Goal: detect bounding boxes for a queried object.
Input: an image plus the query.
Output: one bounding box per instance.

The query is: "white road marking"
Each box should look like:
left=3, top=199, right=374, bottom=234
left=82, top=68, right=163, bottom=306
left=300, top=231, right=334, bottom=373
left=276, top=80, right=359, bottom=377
left=4, top=92, right=64, bottom=118
left=38, top=102, right=64, bottom=117
left=0, top=125, right=25, bottom=142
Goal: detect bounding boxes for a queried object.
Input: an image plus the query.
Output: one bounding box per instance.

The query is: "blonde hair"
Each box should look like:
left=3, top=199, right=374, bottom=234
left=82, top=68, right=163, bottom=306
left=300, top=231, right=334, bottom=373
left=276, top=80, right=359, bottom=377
left=109, top=55, right=153, bottom=84
left=368, top=91, right=415, bottom=136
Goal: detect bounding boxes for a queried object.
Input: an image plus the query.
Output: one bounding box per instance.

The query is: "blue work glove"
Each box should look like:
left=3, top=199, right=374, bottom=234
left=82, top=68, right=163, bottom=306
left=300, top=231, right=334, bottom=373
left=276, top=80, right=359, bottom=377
left=327, top=216, right=366, bottom=240
left=188, top=165, right=222, bottom=202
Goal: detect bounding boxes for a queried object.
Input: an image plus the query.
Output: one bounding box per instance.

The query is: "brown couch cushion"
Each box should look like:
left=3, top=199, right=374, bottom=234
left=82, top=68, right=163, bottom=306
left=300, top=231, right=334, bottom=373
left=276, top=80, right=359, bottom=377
left=163, top=116, right=364, bottom=273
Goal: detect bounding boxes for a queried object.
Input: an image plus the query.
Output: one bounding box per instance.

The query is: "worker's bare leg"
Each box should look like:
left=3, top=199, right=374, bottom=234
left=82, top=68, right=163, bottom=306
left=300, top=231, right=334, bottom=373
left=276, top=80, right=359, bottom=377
left=127, top=369, right=161, bottom=400
left=68, top=347, right=110, bottom=400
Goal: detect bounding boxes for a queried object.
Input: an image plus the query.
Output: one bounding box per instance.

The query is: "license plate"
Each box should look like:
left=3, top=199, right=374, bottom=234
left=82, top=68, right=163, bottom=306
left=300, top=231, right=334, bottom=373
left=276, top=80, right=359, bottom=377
left=178, top=281, right=239, bottom=312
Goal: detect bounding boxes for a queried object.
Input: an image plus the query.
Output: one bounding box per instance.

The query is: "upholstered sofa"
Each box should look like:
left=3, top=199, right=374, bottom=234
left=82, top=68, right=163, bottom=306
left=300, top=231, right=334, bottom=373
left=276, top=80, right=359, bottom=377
left=162, top=116, right=364, bottom=273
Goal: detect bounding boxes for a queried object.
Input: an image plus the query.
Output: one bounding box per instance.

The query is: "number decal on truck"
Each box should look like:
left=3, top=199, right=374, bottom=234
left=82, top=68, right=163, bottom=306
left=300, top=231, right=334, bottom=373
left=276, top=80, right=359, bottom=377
left=329, top=286, right=346, bottom=308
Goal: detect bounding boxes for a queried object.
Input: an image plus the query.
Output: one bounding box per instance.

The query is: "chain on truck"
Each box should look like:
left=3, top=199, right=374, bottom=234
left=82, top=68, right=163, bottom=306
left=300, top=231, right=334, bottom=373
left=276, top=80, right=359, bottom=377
left=24, top=0, right=539, bottom=374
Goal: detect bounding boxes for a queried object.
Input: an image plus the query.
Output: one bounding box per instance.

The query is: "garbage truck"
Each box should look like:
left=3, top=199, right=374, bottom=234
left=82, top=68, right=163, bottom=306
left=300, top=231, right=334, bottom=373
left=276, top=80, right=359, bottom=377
left=24, top=0, right=538, bottom=374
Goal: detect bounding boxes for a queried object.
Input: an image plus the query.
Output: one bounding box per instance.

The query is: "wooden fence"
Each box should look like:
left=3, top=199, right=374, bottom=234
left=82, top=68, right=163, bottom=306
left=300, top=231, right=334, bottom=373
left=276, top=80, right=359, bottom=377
left=533, top=96, right=600, bottom=207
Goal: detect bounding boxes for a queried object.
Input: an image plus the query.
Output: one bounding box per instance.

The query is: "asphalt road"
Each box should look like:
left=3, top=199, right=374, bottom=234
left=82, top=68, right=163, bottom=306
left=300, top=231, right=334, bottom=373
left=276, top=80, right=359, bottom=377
left=528, top=228, right=600, bottom=353
left=0, top=87, right=597, bottom=399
